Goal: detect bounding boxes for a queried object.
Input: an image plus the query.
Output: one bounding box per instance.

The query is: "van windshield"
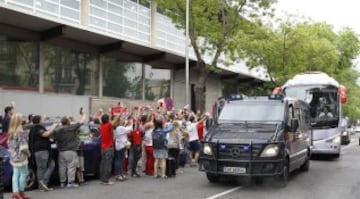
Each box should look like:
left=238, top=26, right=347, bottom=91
left=218, top=102, right=285, bottom=124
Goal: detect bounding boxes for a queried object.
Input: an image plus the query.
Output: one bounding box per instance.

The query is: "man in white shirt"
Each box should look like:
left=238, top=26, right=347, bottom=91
left=186, top=115, right=208, bottom=167
left=319, top=106, right=333, bottom=119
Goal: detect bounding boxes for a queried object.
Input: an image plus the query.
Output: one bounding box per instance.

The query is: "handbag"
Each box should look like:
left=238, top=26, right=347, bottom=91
left=125, top=140, right=132, bottom=149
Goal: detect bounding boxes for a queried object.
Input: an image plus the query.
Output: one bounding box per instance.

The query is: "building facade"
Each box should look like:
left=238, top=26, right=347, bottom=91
left=0, top=0, right=263, bottom=117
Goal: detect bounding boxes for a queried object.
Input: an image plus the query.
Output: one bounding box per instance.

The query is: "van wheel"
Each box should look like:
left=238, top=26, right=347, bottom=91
left=26, top=167, right=37, bottom=190
left=300, top=155, right=310, bottom=172
left=277, top=159, right=289, bottom=188
left=206, top=173, right=219, bottom=183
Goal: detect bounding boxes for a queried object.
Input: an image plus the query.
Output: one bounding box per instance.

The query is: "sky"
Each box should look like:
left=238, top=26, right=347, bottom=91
left=275, top=0, right=360, bottom=69
left=275, top=0, right=360, bottom=33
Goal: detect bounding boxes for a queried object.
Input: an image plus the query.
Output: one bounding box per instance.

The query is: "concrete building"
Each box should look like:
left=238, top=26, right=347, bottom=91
left=0, top=0, right=264, bottom=117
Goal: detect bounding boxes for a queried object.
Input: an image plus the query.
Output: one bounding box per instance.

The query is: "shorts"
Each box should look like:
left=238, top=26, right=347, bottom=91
left=153, top=149, right=168, bottom=159
left=189, top=140, right=201, bottom=152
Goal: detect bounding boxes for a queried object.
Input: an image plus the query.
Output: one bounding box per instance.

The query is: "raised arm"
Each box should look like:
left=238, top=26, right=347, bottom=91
left=41, top=123, right=58, bottom=137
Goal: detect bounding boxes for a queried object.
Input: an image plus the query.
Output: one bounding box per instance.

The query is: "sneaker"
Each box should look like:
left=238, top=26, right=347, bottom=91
left=121, top=175, right=128, bottom=180
left=39, top=181, right=53, bottom=191
left=101, top=181, right=115, bottom=185
left=60, top=183, right=66, bottom=189
left=116, top=176, right=125, bottom=181
left=67, top=183, right=79, bottom=188
left=132, top=173, right=141, bottom=178
left=161, top=175, right=168, bottom=179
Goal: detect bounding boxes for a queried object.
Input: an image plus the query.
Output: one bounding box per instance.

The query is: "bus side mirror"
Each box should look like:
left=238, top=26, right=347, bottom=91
left=290, top=119, right=299, bottom=132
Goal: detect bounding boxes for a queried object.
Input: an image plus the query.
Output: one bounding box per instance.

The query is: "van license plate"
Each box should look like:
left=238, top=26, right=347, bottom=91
left=223, top=167, right=246, bottom=174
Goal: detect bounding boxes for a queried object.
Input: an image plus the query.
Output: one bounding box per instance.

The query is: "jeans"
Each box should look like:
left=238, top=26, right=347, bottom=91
left=12, top=165, right=28, bottom=192
left=130, top=145, right=142, bottom=175
left=100, top=147, right=114, bottom=182
left=58, top=151, right=78, bottom=184
left=114, top=147, right=126, bottom=176
left=35, top=150, right=55, bottom=186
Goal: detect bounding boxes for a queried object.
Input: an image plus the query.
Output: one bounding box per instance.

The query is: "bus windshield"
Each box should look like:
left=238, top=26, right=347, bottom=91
left=284, top=85, right=339, bottom=128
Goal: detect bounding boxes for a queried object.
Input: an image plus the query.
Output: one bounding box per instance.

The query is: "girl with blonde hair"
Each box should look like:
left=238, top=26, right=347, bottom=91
left=8, top=113, right=31, bottom=199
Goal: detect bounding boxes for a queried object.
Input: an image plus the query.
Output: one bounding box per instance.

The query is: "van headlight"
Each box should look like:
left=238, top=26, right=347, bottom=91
left=260, top=144, right=279, bottom=157
left=203, top=143, right=213, bottom=155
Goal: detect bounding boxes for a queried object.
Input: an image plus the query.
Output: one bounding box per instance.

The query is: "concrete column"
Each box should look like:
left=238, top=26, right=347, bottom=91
left=170, top=69, right=174, bottom=99
left=38, top=42, right=44, bottom=94
left=141, top=63, right=146, bottom=101
left=81, top=0, right=89, bottom=26
left=150, top=0, right=157, bottom=46
left=98, top=55, right=103, bottom=97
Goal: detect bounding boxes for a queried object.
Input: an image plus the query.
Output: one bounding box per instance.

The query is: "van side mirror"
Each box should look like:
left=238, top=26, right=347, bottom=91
left=290, top=119, right=299, bottom=132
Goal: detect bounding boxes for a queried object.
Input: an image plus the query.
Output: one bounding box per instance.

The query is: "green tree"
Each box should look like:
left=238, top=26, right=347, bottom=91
left=155, top=0, right=276, bottom=112
left=238, top=20, right=360, bottom=119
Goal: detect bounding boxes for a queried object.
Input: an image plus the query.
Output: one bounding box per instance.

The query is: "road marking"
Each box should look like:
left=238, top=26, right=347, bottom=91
left=206, top=186, right=242, bottom=199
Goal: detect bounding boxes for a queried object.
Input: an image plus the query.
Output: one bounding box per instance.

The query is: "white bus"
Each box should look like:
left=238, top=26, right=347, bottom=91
left=275, top=72, right=347, bottom=158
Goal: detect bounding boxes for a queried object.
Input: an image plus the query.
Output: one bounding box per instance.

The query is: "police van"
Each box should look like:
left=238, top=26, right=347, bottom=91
left=199, top=95, right=312, bottom=186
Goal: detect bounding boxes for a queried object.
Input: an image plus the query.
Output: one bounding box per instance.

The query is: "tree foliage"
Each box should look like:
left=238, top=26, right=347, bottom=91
left=155, top=0, right=277, bottom=111
left=237, top=19, right=360, bottom=119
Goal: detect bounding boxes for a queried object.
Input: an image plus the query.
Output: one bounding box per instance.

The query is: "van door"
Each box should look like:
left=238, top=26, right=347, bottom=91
left=285, top=104, right=298, bottom=169
left=291, top=105, right=309, bottom=168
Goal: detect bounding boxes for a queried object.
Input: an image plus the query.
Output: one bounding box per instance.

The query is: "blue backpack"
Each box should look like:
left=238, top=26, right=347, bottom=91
left=152, top=128, right=167, bottom=150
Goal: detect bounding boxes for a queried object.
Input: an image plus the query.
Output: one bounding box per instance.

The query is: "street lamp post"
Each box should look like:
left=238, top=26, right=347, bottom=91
left=185, top=0, right=190, bottom=106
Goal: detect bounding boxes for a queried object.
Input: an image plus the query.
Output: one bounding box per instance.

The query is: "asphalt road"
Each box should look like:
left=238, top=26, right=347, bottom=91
left=4, top=135, right=360, bottom=199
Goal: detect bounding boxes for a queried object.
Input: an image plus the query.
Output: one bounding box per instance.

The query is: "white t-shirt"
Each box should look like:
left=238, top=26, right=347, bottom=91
left=187, top=122, right=199, bottom=142
left=114, top=125, right=133, bottom=150
left=144, top=128, right=154, bottom=146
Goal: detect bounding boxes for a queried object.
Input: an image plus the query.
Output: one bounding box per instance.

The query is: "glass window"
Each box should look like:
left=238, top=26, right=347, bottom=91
left=43, top=45, right=98, bottom=95
left=90, top=6, right=107, bottom=18
left=60, top=6, right=80, bottom=22
left=109, top=0, right=123, bottom=7
left=102, top=59, right=142, bottom=99
left=108, top=22, right=123, bottom=35
left=0, top=36, right=39, bottom=91
left=108, top=13, right=122, bottom=24
left=35, top=0, right=59, bottom=16
left=145, top=66, right=170, bottom=101
left=9, top=0, right=33, bottom=9
left=218, top=102, right=285, bottom=123
left=89, top=0, right=107, bottom=9
left=89, top=16, right=107, bottom=28
left=124, top=28, right=138, bottom=38
left=61, top=0, right=80, bottom=10
left=108, top=3, right=123, bottom=15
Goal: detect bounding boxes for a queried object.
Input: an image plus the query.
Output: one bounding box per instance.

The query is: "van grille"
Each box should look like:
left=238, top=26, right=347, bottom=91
left=213, top=144, right=263, bottom=160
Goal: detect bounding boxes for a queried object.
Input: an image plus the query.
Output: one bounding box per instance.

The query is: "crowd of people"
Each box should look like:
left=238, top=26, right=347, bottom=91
left=0, top=101, right=211, bottom=199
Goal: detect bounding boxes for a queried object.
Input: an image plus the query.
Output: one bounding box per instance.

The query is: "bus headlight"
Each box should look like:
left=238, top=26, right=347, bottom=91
left=260, top=144, right=279, bottom=157
left=203, top=143, right=213, bottom=155
left=326, top=136, right=341, bottom=143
